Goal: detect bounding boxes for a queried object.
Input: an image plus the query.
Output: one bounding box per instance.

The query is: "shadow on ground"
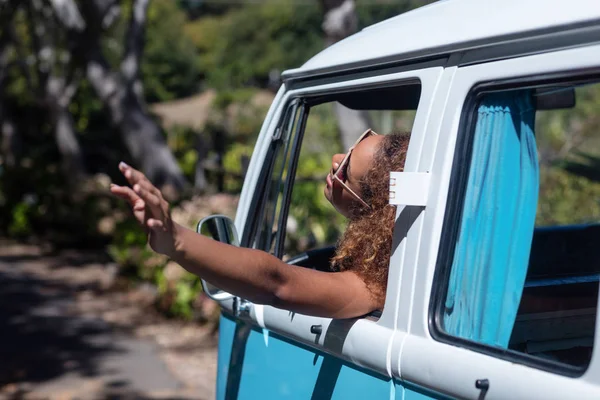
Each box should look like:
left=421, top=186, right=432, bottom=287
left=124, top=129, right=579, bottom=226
left=0, top=266, right=116, bottom=387
left=0, top=245, right=204, bottom=399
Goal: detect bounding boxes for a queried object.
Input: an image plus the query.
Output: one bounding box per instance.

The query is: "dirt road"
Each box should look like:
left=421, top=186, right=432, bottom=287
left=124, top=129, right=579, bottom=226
left=0, top=241, right=217, bottom=400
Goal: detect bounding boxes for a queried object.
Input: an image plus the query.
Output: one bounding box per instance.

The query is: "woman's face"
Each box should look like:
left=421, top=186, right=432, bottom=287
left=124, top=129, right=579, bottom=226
left=325, top=134, right=384, bottom=218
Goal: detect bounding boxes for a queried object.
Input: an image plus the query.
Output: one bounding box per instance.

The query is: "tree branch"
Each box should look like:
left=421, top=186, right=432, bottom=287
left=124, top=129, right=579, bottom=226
left=25, top=0, right=54, bottom=94
left=47, top=0, right=85, bottom=31
left=320, top=0, right=357, bottom=45
left=0, top=27, right=21, bottom=168
left=100, top=0, right=121, bottom=29
left=121, top=0, right=149, bottom=85
left=61, top=69, right=81, bottom=105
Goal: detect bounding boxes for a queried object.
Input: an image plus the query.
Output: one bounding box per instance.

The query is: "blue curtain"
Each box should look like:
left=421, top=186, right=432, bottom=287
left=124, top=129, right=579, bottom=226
left=443, top=90, right=539, bottom=348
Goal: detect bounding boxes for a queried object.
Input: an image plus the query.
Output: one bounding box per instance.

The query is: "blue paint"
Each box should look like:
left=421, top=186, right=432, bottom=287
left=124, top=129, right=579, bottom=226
left=218, top=313, right=460, bottom=399
left=216, top=313, right=235, bottom=400
left=217, top=313, right=392, bottom=399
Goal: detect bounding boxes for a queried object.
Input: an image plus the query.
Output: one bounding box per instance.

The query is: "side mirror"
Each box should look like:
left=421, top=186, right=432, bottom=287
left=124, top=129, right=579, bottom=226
left=196, top=215, right=239, bottom=301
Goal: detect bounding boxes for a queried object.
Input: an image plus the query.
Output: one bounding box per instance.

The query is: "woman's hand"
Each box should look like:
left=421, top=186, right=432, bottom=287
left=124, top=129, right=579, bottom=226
left=110, top=162, right=180, bottom=258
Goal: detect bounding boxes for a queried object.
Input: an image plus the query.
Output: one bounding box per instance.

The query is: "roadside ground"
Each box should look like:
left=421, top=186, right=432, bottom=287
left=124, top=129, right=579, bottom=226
left=0, top=240, right=218, bottom=400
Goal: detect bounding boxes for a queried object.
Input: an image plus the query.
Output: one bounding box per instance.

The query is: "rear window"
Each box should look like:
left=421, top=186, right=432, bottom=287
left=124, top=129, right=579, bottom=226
left=433, top=78, right=600, bottom=374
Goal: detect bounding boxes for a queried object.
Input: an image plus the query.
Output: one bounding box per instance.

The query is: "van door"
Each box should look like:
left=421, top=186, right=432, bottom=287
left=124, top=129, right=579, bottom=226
left=215, top=62, right=445, bottom=399
left=400, top=44, right=600, bottom=399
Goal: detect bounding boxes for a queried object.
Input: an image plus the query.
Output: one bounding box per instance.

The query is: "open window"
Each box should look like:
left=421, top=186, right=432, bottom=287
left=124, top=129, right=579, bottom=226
left=432, top=76, right=600, bottom=375
left=248, top=80, right=421, bottom=306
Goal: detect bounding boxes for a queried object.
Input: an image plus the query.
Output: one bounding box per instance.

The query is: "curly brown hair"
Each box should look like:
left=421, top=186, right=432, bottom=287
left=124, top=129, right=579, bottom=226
left=331, top=132, right=410, bottom=306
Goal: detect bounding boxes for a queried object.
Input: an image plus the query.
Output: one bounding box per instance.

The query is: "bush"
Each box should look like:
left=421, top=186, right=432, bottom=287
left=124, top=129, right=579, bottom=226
left=185, top=0, right=323, bottom=89
left=537, top=167, right=600, bottom=227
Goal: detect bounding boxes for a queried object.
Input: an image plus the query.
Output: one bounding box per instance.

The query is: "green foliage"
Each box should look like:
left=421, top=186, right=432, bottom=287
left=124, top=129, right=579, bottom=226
left=8, top=201, right=33, bottom=237
left=537, top=167, right=600, bottom=227
left=222, top=142, right=254, bottom=192
left=536, top=84, right=600, bottom=163
left=142, top=0, right=201, bottom=102
left=172, top=275, right=202, bottom=320
left=203, top=88, right=271, bottom=192
left=109, top=216, right=204, bottom=320
left=535, top=81, right=600, bottom=227
left=105, top=0, right=200, bottom=102
left=285, top=104, right=345, bottom=254
left=185, top=0, right=323, bottom=88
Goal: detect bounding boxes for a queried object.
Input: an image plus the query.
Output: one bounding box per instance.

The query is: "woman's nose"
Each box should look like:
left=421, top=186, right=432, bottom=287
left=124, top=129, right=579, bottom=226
left=331, top=154, right=345, bottom=171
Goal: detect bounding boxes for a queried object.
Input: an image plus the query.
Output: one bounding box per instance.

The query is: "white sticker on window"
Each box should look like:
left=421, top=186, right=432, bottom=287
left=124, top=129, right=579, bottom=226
left=389, top=172, right=431, bottom=206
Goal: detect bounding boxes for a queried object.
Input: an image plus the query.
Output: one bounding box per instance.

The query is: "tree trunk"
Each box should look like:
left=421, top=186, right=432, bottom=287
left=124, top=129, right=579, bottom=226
left=334, top=103, right=372, bottom=150
left=84, top=55, right=188, bottom=192
left=194, top=133, right=209, bottom=192
left=47, top=76, right=89, bottom=185
left=20, top=0, right=88, bottom=184
left=0, top=24, right=20, bottom=168
left=51, top=0, right=188, bottom=194
left=1, top=119, right=20, bottom=168
left=54, top=106, right=88, bottom=183
left=320, top=0, right=372, bottom=149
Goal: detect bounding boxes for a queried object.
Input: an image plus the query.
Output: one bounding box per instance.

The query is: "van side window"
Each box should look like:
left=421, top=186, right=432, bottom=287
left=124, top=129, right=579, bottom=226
left=254, top=100, right=305, bottom=256
left=251, top=82, right=421, bottom=284
left=280, top=84, right=420, bottom=273
left=434, top=79, right=600, bottom=372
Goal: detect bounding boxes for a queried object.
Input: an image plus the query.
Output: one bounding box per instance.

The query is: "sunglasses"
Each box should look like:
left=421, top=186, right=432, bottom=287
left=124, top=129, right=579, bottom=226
left=331, top=128, right=378, bottom=209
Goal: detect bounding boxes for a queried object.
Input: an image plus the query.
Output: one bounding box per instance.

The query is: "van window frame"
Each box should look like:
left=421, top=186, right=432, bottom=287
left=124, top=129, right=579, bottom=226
left=240, top=99, right=306, bottom=250
left=243, top=79, right=423, bottom=260
left=428, top=70, right=600, bottom=378
left=214, top=65, right=444, bottom=378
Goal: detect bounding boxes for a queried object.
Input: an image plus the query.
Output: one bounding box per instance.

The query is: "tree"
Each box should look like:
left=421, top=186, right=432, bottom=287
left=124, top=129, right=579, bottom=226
left=0, top=0, right=88, bottom=185
left=0, top=0, right=188, bottom=192
left=319, top=0, right=371, bottom=149
left=57, top=0, right=188, bottom=192
left=185, top=0, right=323, bottom=90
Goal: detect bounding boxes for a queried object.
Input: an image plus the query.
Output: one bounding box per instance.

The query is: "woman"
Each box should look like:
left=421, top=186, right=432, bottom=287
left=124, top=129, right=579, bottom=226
left=110, top=131, right=409, bottom=319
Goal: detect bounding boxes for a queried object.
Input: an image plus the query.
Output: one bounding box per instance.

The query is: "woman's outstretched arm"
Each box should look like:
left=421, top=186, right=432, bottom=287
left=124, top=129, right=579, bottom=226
left=111, top=162, right=379, bottom=319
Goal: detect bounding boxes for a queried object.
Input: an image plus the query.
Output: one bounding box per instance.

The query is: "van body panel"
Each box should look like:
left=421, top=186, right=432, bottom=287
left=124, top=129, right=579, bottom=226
left=210, top=3, right=600, bottom=399
left=216, top=313, right=392, bottom=400
left=283, top=0, right=600, bottom=81
left=400, top=41, right=600, bottom=400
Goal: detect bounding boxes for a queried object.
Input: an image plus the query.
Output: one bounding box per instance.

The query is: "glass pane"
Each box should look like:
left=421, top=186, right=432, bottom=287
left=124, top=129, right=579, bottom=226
left=440, top=80, right=600, bottom=371
left=254, top=102, right=302, bottom=254
left=282, top=93, right=419, bottom=263
left=283, top=103, right=346, bottom=259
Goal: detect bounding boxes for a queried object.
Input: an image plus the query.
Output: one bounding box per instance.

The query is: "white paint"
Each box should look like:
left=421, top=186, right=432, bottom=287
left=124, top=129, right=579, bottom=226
left=283, top=0, right=600, bottom=78
left=254, top=303, right=265, bottom=328
left=225, top=62, right=443, bottom=380
left=400, top=43, right=600, bottom=399
left=389, top=172, right=431, bottom=206
left=234, top=85, right=287, bottom=234
left=211, top=1, right=600, bottom=397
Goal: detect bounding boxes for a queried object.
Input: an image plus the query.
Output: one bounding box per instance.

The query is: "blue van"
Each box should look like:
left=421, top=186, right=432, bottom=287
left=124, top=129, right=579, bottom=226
left=197, top=1, right=600, bottom=398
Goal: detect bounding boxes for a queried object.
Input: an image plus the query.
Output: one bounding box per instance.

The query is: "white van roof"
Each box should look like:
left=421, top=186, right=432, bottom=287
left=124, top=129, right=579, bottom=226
left=282, top=0, right=600, bottom=80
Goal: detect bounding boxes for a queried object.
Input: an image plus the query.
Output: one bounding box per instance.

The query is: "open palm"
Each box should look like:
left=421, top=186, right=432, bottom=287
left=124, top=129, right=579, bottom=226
left=110, top=162, right=178, bottom=258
